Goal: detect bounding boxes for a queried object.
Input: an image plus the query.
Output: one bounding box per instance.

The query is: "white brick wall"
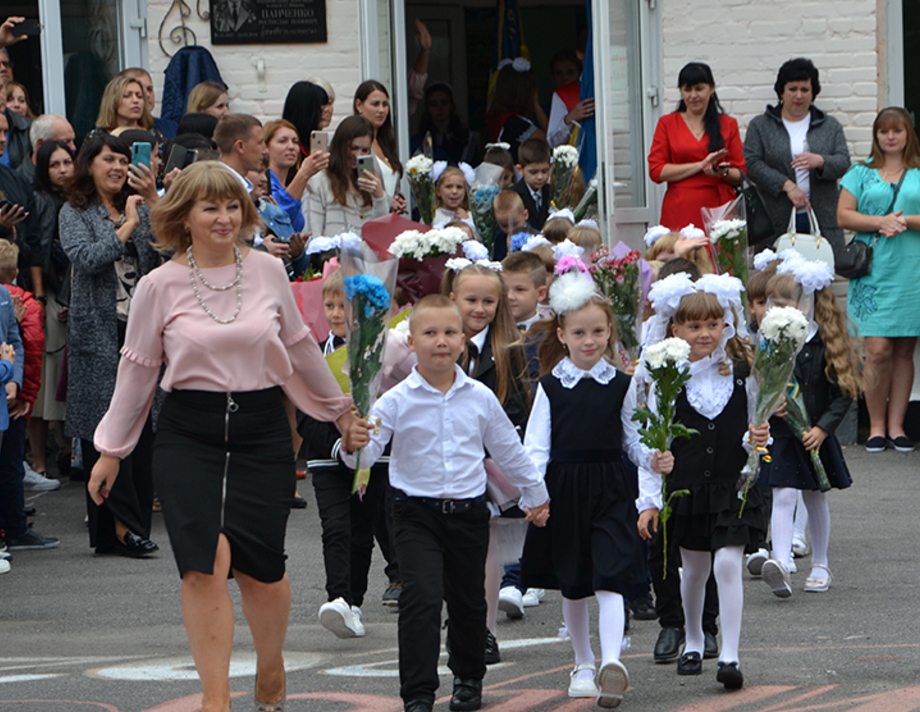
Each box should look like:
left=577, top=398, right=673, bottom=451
left=661, top=0, right=880, bottom=159
left=144, top=0, right=365, bottom=124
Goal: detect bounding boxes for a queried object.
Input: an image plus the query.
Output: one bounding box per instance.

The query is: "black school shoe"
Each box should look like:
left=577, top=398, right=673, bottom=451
left=704, top=631, right=719, bottom=659
left=404, top=700, right=433, bottom=712
left=654, top=627, right=684, bottom=663
left=485, top=629, right=501, bottom=664
left=676, top=652, right=702, bottom=676
left=717, top=662, right=744, bottom=689
left=115, top=531, right=159, bottom=558
left=449, top=677, right=482, bottom=711
left=630, top=596, right=658, bottom=620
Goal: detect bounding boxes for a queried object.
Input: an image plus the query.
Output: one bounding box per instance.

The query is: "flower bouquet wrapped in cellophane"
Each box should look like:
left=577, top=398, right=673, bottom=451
left=632, top=337, right=696, bottom=575
left=738, top=305, right=810, bottom=515
left=468, top=162, right=505, bottom=257
left=702, top=196, right=750, bottom=287
left=406, top=154, right=437, bottom=226
left=551, top=145, right=580, bottom=208
left=340, top=240, right=399, bottom=496
left=389, top=226, right=469, bottom=303
left=589, top=246, right=643, bottom=365
left=572, top=176, right=599, bottom=222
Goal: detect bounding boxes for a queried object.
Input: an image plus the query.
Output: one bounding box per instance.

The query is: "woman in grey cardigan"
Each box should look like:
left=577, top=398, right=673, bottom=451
left=743, top=58, right=850, bottom=249
left=60, top=133, right=161, bottom=557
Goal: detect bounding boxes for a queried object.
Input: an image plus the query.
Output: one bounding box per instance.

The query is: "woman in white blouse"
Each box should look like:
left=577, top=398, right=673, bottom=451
left=305, top=115, right=389, bottom=236
left=353, top=80, right=406, bottom=214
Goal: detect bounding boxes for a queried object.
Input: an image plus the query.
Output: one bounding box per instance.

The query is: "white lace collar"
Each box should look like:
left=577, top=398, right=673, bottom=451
left=685, top=351, right=739, bottom=420
left=552, top=357, right=618, bottom=390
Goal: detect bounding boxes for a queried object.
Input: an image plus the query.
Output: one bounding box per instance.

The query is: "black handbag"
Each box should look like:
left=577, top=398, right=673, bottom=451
left=737, top=175, right=775, bottom=247
left=836, top=171, right=905, bottom=280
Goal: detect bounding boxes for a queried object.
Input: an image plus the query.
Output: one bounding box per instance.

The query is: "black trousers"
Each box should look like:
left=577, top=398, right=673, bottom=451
left=311, top=463, right=390, bottom=607
left=649, top=518, right=719, bottom=635
left=82, top=415, right=155, bottom=553
left=393, top=497, right=489, bottom=705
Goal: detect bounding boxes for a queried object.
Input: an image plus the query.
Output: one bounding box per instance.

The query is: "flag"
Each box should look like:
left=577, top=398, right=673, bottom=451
left=577, top=0, right=596, bottom=182
left=495, top=0, right=528, bottom=66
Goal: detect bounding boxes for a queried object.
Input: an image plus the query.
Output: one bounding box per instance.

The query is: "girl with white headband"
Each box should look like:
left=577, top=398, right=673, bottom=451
left=521, top=260, right=673, bottom=708
left=637, top=272, right=770, bottom=691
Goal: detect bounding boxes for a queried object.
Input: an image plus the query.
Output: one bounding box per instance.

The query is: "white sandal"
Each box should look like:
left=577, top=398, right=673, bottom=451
left=567, top=662, right=597, bottom=698
left=803, top=563, right=832, bottom=592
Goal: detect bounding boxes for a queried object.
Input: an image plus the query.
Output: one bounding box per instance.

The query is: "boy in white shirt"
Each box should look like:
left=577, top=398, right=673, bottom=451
left=346, top=294, right=549, bottom=712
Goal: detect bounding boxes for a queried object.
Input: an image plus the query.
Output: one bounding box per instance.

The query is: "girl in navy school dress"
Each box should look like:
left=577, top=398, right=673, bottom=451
left=757, top=262, right=863, bottom=597
left=637, top=273, right=770, bottom=691
left=521, top=266, right=672, bottom=709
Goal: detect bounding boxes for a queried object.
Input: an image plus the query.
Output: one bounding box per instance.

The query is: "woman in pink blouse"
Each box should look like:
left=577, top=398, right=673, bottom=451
left=88, top=162, right=358, bottom=712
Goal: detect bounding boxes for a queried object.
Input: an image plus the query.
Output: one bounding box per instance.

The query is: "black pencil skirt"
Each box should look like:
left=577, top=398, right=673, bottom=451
left=153, top=387, right=296, bottom=583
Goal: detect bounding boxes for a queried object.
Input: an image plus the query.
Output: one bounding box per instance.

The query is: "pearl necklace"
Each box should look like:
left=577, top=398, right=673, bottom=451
left=186, top=245, right=243, bottom=324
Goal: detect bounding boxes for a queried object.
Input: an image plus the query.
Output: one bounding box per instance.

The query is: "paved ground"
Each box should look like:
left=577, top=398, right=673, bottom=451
left=2, top=443, right=920, bottom=712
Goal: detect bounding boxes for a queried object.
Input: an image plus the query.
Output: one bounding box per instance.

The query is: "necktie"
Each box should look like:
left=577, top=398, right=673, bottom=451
left=467, top=342, right=479, bottom=375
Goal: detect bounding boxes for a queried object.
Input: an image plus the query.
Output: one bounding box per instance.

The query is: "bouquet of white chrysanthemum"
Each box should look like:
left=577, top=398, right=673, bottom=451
left=406, top=154, right=437, bottom=226
left=633, top=337, right=697, bottom=575
left=738, top=305, right=810, bottom=514
left=552, top=145, right=580, bottom=208
left=389, top=226, right=469, bottom=302
left=702, top=197, right=750, bottom=286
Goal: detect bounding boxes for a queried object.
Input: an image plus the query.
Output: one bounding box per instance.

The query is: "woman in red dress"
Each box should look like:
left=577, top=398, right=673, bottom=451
left=648, top=63, right=745, bottom=231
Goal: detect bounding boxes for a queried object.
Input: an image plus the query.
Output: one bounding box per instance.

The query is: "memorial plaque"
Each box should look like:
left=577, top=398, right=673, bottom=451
left=210, top=0, right=327, bottom=44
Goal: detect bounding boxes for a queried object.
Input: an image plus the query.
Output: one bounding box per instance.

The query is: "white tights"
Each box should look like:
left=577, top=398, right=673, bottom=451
left=771, top=487, right=830, bottom=578
left=680, top=546, right=744, bottom=664
left=485, top=521, right=501, bottom=635
left=563, top=591, right=625, bottom=679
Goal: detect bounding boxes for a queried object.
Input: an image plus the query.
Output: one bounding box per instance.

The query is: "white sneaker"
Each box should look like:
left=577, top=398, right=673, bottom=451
left=597, top=659, right=629, bottom=708
left=0, top=559, right=9, bottom=574
left=745, top=548, right=769, bottom=577
left=522, top=588, right=545, bottom=607
left=22, top=464, right=61, bottom=492
left=350, top=605, right=366, bottom=637
left=567, top=663, right=597, bottom=698
left=498, top=586, right=525, bottom=619
left=319, top=597, right=362, bottom=638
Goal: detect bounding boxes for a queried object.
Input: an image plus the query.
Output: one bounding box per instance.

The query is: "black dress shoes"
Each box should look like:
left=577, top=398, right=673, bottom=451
left=677, top=651, right=702, bottom=676
left=115, top=531, right=159, bottom=558
left=404, top=700, right=433, bottom=712
left=484, top=629, right=500, bottom=664
left=717, top=661, right=744, bottom=689
left=704, top=631, right=720, bottom=659
left=450, top=677, right=482, bottom=711
left=654, top=627, right=685, bottom=663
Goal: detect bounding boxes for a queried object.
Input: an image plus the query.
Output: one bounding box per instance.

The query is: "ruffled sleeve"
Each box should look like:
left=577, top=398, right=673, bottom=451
left=93, top=275, right=165, bottom=457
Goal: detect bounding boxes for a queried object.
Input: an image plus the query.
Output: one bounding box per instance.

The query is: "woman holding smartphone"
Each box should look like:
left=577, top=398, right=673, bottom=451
left=304, top=115, right=389, bottom=237
left=353, top=80, right=406, bottom=214
left=647, top=62, right=744, bottom=231
left=264, top=119, right=319, bottom=233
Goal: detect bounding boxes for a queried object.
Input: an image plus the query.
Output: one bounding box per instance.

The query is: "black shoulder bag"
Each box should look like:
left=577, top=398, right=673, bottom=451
left=836, top=171, right=906, bottom=280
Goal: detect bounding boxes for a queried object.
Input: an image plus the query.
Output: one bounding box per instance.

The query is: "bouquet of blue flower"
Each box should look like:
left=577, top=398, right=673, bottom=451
left=340, top=241, right=399, bottom=496
left=469, top=162, right=505, bottom=257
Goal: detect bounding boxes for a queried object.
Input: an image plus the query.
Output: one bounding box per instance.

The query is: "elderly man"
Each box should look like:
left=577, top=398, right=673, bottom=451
left=16, top=114, right=76, bottom=183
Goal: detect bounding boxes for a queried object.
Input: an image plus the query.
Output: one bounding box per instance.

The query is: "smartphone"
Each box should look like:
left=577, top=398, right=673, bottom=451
left=0, top=200, right=10, bottom=211
left=164, top=145, right=189, bottom=175
left=310, top=130, right=328, bottom=154
left=131, top=142, right=151, bottom=169
left=356, top=154, right=376, bottom=180
left=12, top=19, right=41, bottom=37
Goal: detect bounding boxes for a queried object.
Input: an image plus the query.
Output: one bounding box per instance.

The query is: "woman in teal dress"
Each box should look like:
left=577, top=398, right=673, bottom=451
left=838, top=106, right=920, bottom=453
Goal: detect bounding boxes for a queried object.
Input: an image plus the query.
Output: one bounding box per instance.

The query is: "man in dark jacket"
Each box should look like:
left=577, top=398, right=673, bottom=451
left=0, top=110, right=38, bottom=292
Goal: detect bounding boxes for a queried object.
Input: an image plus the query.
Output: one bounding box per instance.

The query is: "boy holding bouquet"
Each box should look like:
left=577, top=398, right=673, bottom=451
left=345, top=295, right=549, bottom=712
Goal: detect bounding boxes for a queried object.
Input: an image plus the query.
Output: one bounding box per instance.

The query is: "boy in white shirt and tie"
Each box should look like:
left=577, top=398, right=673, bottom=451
left=345, top=294, right=550, bottom=712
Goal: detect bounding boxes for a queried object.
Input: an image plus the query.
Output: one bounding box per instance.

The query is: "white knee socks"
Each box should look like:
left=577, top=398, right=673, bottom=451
left=678, top=547, right=711, bottom=656
left=712, top=545, right=745, bottom=664
left=801, top=489, right=831, bottom=578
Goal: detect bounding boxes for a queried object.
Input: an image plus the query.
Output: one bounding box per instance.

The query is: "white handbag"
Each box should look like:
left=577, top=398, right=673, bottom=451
left=773, top=208, right=836, bottom=268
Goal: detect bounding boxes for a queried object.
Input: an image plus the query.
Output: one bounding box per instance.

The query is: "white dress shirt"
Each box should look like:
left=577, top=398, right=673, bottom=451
left=341, top=364, right=549, bottom=509
left=524, top=357, right=654, bottom=478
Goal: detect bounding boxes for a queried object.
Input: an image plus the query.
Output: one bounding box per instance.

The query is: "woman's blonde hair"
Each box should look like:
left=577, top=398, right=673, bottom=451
left=446, top=264, right=530, bottom=409
left=188, top=81, right=229, bottom=114
left=96, top=76, right=154, bottom=131
left=149, top=161, right=262, bottom=253
left=309, top=77, right=336, bottom=103
left=435, top=166, right=470, bottom=210
left=766, top=272, right=863, bottom=399
left=671, top=291, right=753, bottom=375
left=533, top=296, right=618, bottom=376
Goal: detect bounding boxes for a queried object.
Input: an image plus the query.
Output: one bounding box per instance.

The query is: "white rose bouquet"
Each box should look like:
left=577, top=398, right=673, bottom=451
left=405, top=155, right=437, bottom=226
left=738, top=305, right=810, bottom=514
left=633, top=337, right=697, bottom=573
left=551, top=145, right=580, bottom=208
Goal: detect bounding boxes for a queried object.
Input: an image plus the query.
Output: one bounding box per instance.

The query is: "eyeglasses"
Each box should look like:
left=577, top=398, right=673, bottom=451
left=0, top=60, right=12, bottom=69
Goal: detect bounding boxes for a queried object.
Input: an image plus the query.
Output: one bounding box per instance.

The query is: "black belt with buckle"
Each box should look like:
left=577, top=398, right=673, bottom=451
left=394, top=492, right=485, bottom=514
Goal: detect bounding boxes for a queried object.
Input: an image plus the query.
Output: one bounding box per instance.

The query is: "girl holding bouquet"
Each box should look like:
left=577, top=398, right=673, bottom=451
left=521, top=265, right=673, bottom=708
left=446, top=263, right=532, bottom=664
left=757, top=265, right=862, bottom=597
left=637, top=273, right=770, bottom=691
